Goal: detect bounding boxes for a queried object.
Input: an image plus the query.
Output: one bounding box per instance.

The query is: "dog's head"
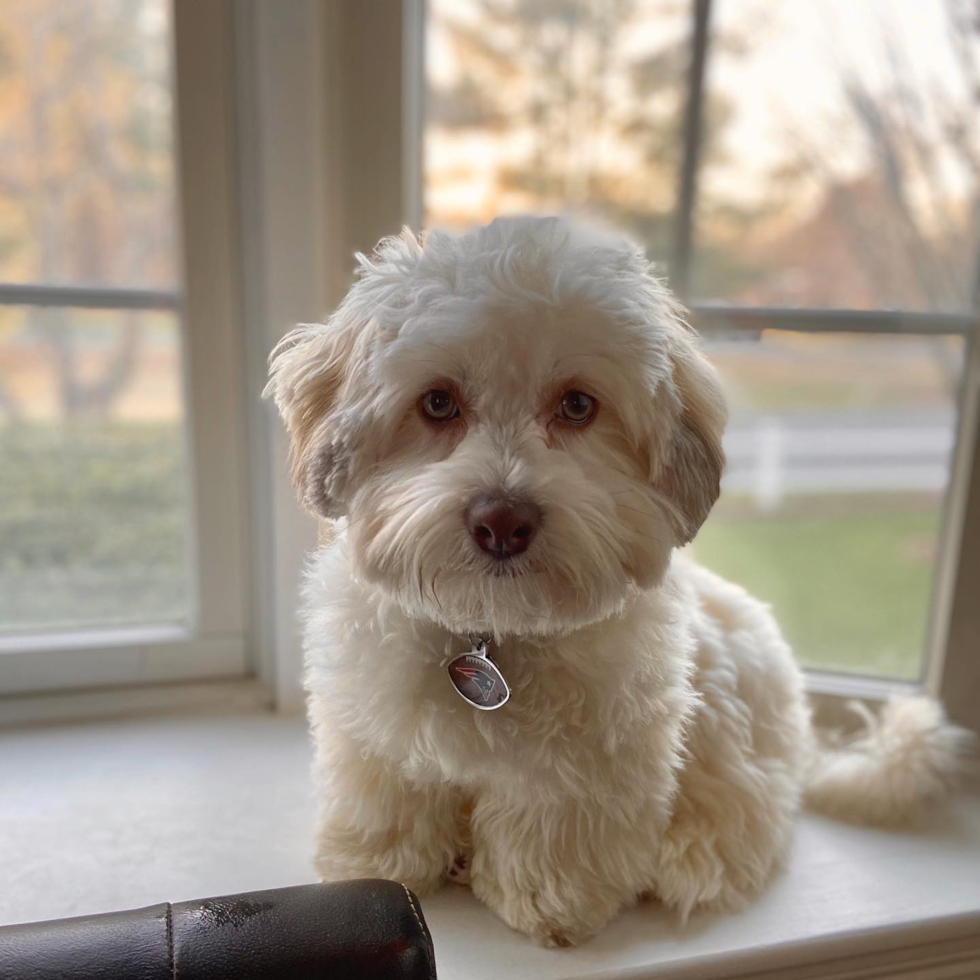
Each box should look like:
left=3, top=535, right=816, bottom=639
left=266, top=216, right=726, bottom=636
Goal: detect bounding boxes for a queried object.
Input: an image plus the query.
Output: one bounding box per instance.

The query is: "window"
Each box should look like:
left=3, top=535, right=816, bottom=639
left=697, top=331, right=962, bottom=681
left=2, top=0, right=974, bottom=714
left=0, top=0, right=189, bottom=634
left=694, top=0, right=977, bottom=313
left=0, top=1, right=250, bottom=695
left=424, top=0, right=978, bottom=685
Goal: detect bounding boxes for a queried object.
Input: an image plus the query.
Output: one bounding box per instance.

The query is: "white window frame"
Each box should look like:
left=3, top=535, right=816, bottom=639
left=236, top=0, right=980, bottom=729
left=2, top=0, right=976, bottom=738
left=407, top=0, right=980, bottom=731
left=236, top=0, right=980, bottom=731
left=0, top=2, right=253, bottom=698
left=668, top=0, right=980, bottom=734
left=0, top=0, right=343, bottom=716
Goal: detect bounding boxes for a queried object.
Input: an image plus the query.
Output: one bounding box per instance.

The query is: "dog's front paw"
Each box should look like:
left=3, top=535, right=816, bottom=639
left=470, top=867, right=610, bottom=947
left=487, top=895, right=598, bottom=948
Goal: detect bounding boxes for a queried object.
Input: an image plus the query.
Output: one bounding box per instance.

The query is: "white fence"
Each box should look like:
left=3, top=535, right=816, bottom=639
left=722, top=414, right=955, bottom=510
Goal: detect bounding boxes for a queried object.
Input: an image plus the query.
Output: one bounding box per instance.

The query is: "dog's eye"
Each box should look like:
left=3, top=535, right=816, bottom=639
left=421, top=388, right=459, bottom=422
left=559, top=390, right=596, bottom=425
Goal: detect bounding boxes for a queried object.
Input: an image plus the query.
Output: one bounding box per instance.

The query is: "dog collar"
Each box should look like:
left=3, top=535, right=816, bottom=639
left=447, top=632, right=510, bottom=710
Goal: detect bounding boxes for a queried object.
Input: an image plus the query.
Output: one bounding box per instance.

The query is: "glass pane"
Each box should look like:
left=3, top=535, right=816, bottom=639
left=0, top=306, right=191, bottom=633
left=690, top=331, right=963, bottom=680
left=425, top=0, right=689, bottom=272
left=0, top=0, right=177, bottom=288
left=695, top=0, right=979, bottom=311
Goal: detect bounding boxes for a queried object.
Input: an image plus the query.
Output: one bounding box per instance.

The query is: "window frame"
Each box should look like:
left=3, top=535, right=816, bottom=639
left=674, top=0, right=980, bottom=729
left=415, top=0, right=980, bottom=729
left=1, top=0, right=976, bottom=733
left=0, top=1, right=252, bottom=696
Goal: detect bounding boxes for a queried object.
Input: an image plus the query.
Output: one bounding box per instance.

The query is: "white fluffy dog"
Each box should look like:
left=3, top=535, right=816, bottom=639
left=266, top=216, right=961, bottom=946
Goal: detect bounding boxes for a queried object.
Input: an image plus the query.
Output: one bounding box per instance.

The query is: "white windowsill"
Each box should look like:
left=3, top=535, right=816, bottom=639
left=1, top=712, right=978, bottom=980
left=0, top=678, right=274, bottom=729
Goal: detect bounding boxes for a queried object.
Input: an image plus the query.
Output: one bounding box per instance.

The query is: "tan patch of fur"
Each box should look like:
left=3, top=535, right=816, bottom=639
left=267, top=322, right=360, bottom=517
left=656, top=344, right=727, bottom=544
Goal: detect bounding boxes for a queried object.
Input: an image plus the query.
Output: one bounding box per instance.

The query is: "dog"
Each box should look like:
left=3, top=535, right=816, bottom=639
left=265, top=216, right=963, bottom=946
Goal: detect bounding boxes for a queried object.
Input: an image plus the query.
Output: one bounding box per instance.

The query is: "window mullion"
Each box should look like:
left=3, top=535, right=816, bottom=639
left=935, top=194, right=980, bottom=728
left=931, top=323, right=980, bottom=733
left=691, top=305, right=976, bottom=337
left=672, top=0, right=712, bottom=304
left=0, top=284, right=179, bottom=311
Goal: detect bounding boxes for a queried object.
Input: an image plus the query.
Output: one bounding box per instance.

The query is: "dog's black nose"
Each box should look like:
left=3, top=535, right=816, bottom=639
left=465, top=495, right=542, bottom=558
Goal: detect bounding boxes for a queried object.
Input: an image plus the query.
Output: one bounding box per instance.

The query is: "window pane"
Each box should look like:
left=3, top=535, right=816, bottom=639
left=0, top=0, right=177, bottom=288
left=0, top=307, right=190, bottom=633
left=691, top=331, right=964, bottom=680
left=425, top=0, right=688, bottom=272
left=695, top=0, right=979, bottom=311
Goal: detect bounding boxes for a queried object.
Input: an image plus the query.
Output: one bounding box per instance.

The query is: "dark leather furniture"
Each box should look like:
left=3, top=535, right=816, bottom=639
left=0, top=879, right=435, bottom=980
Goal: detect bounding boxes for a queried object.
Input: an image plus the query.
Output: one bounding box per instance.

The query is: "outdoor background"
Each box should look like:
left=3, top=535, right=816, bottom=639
left=424, top=0, right=977, bottom=680
left=0, top=1, right=189, bottom=634
left=0, top=0, right=977, bottom=682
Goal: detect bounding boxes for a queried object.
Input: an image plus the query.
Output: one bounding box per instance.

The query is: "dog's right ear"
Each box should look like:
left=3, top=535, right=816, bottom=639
left=265, top=227, right=425, bottom=518
left=263, top=318, right=360, bottom=519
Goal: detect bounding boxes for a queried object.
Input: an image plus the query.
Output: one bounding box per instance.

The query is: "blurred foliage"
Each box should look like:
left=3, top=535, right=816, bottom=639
left=0, top=0, right=175, bottom=419
left=0, top=422, right=189, bottom=630
left=427, top=0, right=766, bottom=291
left=0, top=0, right=174, bottom=286
left=427, top=0, right=980, bottom=311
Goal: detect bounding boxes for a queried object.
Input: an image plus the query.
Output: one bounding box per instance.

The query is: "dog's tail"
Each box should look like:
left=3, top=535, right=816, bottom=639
left=803, top=696, right=971, bottom=826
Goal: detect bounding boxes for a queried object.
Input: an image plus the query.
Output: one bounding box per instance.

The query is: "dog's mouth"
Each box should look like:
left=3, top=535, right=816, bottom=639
left=474, top=550, right=538, bottom=580
left=486, top=560, right=530, bottom=580
left=461, top=543, right=536, bottom=580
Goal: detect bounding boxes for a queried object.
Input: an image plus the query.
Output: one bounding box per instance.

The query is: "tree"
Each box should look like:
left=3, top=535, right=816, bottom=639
left=750, top=0, right=979, bottom=316
left=840, top=0, right=979, bottom=312
left=0, top=0, right=175, bottom=419
left=426, top=0, right=760, bottom=290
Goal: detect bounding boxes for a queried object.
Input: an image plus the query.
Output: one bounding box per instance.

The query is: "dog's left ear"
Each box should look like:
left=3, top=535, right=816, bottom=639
left=653, top=333, right=727, bottom=545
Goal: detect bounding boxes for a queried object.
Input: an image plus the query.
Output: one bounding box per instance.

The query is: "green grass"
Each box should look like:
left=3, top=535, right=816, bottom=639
left=0, top=422, right=190, bottom=633
left=691, top=504, right=941, bottom=680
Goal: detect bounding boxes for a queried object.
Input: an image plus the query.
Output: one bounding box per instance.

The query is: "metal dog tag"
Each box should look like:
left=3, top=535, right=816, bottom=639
left=447, top=634, right=510, bottom=710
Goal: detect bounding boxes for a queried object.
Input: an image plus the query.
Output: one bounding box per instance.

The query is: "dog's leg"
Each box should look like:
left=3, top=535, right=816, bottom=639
left=651, top=704, right=805, bottom=919
left=652, top=770, right=797, bottom=919
left=645, top=573, right=813, bottom=920
left=469, top=790, right=655, bottom=947
left=310, top=723, right=463, bottom=895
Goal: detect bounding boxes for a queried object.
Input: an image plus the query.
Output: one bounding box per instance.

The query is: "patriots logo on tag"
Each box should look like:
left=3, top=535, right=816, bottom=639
left=456, top=664, right=496, bottom=700
left=447, top=652, right=510, bottom=710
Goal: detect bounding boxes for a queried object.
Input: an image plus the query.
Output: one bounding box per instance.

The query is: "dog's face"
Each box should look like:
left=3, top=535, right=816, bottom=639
left=266, top=217, right=726, bottom=637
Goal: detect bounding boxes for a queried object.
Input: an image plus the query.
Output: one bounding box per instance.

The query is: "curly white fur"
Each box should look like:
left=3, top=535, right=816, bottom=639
left=266, top=216, right=963, bottom=946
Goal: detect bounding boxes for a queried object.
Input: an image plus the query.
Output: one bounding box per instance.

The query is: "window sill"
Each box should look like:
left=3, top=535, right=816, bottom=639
left=1, top=713, right=978, bottom=980
left=0, top=677, right=273, bottom=728
left=0, top=629, right=250, bottom=697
